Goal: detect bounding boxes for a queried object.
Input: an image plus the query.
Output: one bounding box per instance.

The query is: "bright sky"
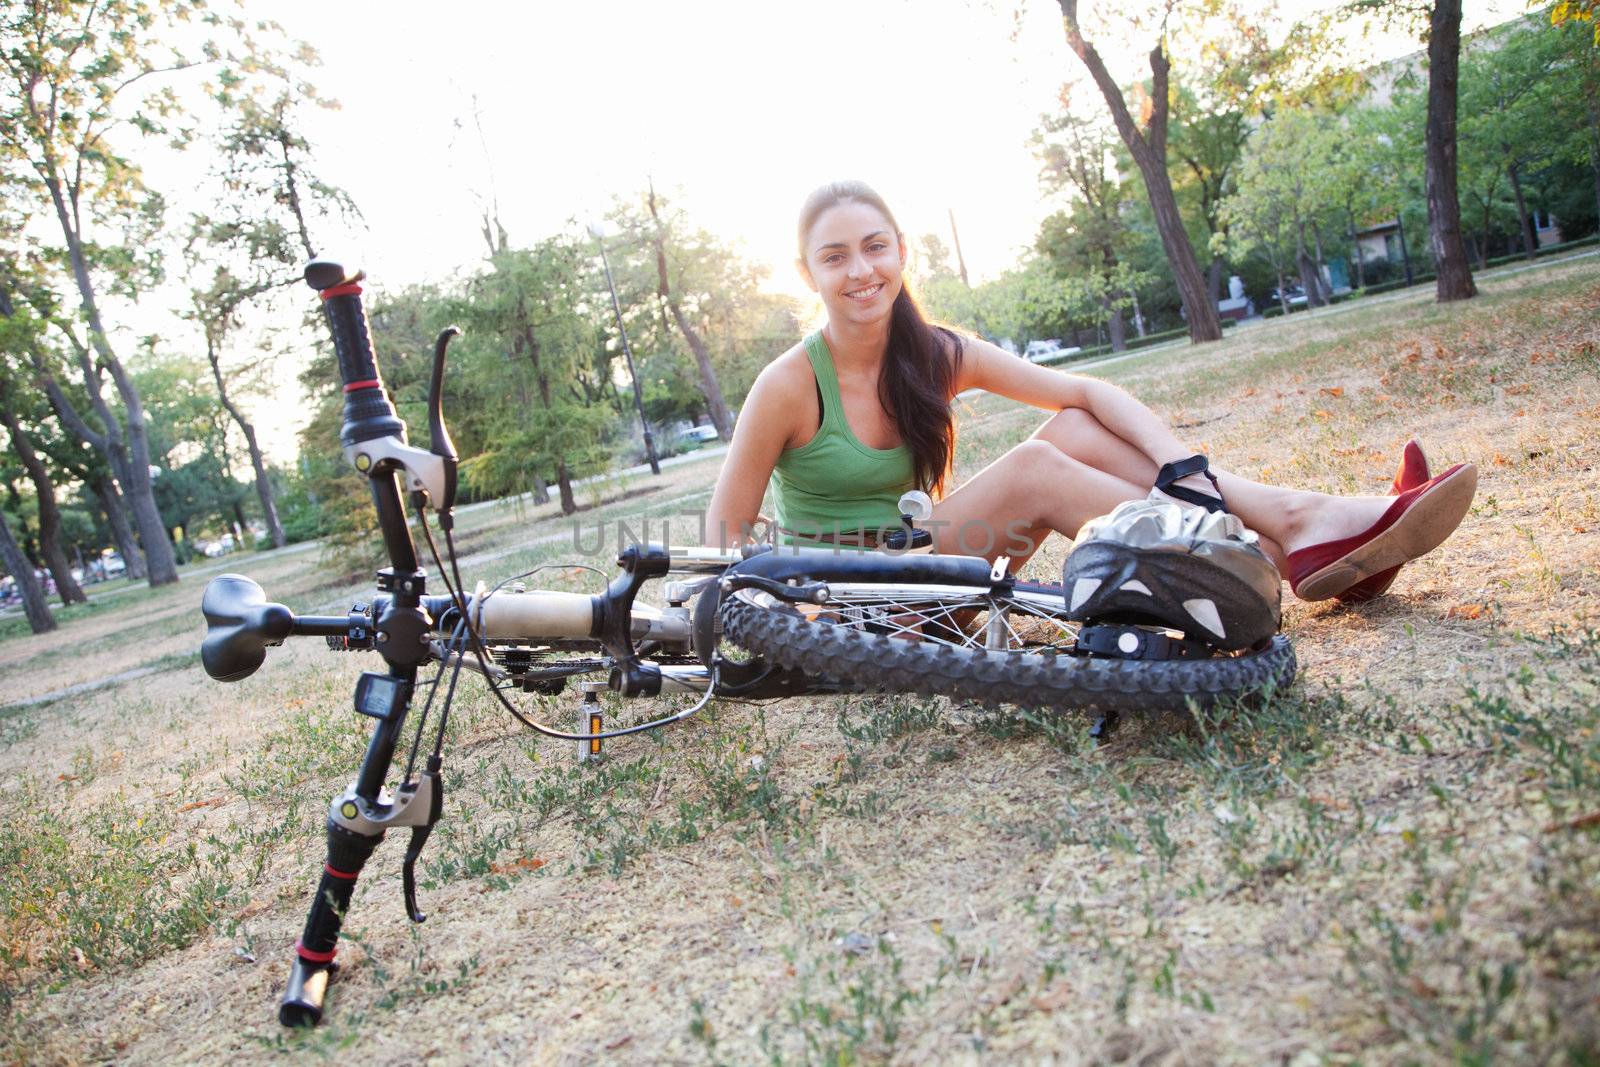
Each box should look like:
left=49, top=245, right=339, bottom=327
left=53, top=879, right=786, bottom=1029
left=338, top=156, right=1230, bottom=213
left=124, top=0, right=1530, bottom=459
left=259, top=0, right=1081, bottom=299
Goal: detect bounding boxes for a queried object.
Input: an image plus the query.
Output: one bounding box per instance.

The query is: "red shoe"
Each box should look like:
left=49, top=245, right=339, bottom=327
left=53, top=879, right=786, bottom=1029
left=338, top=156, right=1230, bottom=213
left=1335, top=440, right=1431, bottom=604
left=1287, top=462, right=1477, bottom=602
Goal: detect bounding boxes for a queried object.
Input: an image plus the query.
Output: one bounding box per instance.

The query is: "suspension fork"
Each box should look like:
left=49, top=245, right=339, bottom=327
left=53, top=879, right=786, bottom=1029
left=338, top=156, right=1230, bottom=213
left=282, top=262, right=447, bottom=1027
left=280, top=468, right=433, bottom=1026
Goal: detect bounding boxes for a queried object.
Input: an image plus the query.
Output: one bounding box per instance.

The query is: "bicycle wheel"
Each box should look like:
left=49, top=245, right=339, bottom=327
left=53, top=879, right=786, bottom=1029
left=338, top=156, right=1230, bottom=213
left=721, top=579, right=1295, bottom=715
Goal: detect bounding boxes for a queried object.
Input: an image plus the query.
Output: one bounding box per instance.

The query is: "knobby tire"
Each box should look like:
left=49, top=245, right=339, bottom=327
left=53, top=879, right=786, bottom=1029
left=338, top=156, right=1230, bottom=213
left=722, top=595, right=1296, bottom=715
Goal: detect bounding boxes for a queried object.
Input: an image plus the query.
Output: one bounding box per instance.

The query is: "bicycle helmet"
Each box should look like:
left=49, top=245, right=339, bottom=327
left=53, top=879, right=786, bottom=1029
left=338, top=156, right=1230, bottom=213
left=1062, top=498, right=1281, bottom=650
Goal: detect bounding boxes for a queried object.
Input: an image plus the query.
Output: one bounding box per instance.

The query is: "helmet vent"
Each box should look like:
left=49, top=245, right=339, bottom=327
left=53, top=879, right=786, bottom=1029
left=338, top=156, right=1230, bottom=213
left=1183, top=597, right=1226, bottom=639
left=1070, top=577, right=1102, bottom=612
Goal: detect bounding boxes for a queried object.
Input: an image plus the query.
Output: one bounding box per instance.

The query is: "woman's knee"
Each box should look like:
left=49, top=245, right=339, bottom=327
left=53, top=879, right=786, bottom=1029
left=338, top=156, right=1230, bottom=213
left=1033, top=407, right=1099, bottom=451
left=1010, top=437, right=1078, bottom=474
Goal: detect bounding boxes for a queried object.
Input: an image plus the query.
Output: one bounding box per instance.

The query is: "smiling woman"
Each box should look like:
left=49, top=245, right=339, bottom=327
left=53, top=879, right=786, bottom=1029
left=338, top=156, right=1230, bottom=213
left=701, top=180, right=1479, bottom=604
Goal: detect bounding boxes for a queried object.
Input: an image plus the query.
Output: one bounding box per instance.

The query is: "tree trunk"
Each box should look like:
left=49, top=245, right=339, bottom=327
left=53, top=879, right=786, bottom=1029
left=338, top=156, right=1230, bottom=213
left=948, top=208, right=970, bottom=288
left=1207, top=257, right=1225, bottom=311
left=1396, top=213, right=1416, bottom=285
left=0, top=405, right=87, bottom=605
left=1275, top=267, right=1291, bottom=315
left=278, top=123, right=319, bottom=259
left=0, top=508, right=55, bottom=633
left=1590, top=144, right=1600, bottom=224
left=206, top=338, right=286, bottom=547
left=1059, top=2, right=1223, bottom=344
left=1506, top=161, right=1536, bottom=260
left=91, top=475, right=144, bottom=580
left=1296, top=225, right=1327, bottom=308
left=1, top=283, right=145, bottom=581
left=646, top=188, right=734, bottom=439
left=530, top=471, right=550, bottom=507
left=1311, top=223, right=1331, bottom=299
left=1348, top=213, right=1367, bottom=289
left=1424, top=0, right=1478, bottom=302
left=1129, top=288, right=1147, bottom=337
left=43, top=171, right=179, bottom=583
left=556, top=461, right=577, bottom=515
left=1102, top=295, right=1127, bottom=352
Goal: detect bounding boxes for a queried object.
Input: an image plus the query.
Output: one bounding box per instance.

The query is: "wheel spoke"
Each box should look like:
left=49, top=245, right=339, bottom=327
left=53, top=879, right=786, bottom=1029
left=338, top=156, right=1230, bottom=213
left=812, top=589, right=1077, bottom=654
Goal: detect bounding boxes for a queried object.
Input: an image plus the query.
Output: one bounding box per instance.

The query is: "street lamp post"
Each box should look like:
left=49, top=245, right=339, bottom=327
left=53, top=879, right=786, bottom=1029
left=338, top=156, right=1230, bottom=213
left=589, top=223, right=660, bottom=476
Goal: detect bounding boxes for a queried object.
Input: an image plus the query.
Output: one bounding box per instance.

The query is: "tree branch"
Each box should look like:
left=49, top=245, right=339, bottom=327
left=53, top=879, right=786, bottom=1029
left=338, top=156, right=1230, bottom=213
left=1148, top=42, right=1172, bottom=161
left=1058, top=0, right=1152, bottom=167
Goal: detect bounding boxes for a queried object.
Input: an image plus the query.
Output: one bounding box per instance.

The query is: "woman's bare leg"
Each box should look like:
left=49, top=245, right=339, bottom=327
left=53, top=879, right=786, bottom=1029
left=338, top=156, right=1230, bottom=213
left=1025, top=408, right=1396, bottom=568
left=930, top=440, right=1141, bottom=570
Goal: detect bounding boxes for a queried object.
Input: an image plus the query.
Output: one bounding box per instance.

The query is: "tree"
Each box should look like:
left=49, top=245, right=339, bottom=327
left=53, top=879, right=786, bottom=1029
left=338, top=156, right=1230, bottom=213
left=1033, top=102, right=1146, bottom=350
left=1550, top=0, right=1600, bottom=44
left=1058, top=0, right=1224, bottom=343
left=1552, top=18, right=1600, bottom=223
left=0, top=0, right=222, bottom=584
left=453, top=231, right=615, bottom=515
left=1225, top=106, right=1344, bottom=307
left=0, top=503, right=54, bottom=633
left=185, top=80, right=357, bottom=549
left=0, top=385, right=87, bottom=605
left=599, top=187, right=785, bottom=435
left=1423, top=0, right=1479, bottom=300
left=644, top=182, right=733, bottom=440
left=1459, top=18, right=1567, bottom=260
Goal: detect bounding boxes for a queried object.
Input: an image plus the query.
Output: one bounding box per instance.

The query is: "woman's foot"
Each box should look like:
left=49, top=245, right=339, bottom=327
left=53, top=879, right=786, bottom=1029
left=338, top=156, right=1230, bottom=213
left=1284, top=463, right=1478, bottom=601
left=1335, top=439, right=1431, bottom=604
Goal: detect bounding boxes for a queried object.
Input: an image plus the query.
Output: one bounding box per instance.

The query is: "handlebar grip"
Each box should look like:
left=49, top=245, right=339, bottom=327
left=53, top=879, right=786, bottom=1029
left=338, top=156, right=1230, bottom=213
left=305, top=261, right=406, bottom=448
left=281, top=820, right=384, bottom=1027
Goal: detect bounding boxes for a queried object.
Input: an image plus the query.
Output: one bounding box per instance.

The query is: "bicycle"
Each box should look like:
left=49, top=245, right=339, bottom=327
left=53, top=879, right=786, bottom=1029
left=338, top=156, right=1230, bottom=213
left=198, top=260, right=1296, bottom=1027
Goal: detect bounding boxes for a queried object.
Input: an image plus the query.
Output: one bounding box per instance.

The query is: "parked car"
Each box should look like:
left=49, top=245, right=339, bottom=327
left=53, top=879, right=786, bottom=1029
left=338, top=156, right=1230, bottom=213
left=1270, top=285, right=1308, bottom=308
left=1025, top=340, right=1083, bottom=364
left=1024, top=339, right=1064, bottom=361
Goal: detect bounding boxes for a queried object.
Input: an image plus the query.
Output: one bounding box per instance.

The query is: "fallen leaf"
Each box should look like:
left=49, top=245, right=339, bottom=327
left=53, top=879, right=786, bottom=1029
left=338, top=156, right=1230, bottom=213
left=1319, top=386, right=1344, bottom=398
left=176, top=796, right=226, bottom=813
left=1030, top=983, right=1075, bottom=1012
left=489, top=856, right=546, bottom=875
left=1492, top=454, right=1510, bottom=467
left=1313, top=409, right=1333, bottom=419
left=1543, top=812, right=1600, bottom=833
left=604, top=1036, right=634, bottom=1051
left=1445, top=603, right=1487, bottom=620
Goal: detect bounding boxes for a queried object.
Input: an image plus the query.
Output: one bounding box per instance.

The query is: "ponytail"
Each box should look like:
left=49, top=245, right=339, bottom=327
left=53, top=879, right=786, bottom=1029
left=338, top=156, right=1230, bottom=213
left=884, top=285, right=961, bottom=496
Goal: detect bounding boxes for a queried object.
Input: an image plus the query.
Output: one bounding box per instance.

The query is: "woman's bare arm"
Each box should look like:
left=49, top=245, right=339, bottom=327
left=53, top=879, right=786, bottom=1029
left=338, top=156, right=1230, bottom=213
left=702, top=357, right=807, bottom=547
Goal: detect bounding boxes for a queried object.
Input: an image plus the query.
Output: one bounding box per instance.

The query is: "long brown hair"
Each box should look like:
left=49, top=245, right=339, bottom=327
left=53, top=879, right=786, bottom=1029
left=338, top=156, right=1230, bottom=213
left=797, top=180, right=963, bottom=497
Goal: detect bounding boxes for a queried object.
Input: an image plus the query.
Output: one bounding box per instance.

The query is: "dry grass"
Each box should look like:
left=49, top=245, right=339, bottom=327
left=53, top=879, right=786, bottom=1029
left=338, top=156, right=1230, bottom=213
left=2, top=256, right=1598, bottom=1066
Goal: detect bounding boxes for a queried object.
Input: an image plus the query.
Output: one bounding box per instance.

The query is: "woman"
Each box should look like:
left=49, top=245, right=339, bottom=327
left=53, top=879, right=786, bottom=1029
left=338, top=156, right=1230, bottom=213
left=703, top=180, right=1475, bottom=603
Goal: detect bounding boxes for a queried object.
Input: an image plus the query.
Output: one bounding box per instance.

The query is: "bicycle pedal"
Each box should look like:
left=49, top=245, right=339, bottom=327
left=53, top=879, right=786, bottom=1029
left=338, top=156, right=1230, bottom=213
left=576, top=681, right=607, bottom=764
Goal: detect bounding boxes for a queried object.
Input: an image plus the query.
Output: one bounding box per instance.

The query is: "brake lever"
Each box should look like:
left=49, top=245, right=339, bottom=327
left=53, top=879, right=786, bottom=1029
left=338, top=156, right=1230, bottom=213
left=401, top=754, right=445, bottom=923
left=425, top=327, right=460, bottom=526
left=718, top=573, right=831, bottom=605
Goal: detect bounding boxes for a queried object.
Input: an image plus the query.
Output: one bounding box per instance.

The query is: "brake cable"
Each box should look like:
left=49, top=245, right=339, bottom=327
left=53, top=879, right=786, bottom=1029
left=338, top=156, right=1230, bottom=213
left=417, top=508, right=720, bottom=743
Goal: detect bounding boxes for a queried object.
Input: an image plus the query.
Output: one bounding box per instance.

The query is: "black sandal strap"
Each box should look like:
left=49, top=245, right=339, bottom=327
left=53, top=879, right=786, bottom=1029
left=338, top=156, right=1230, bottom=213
left=1154, top=454, right=1228, bottom=513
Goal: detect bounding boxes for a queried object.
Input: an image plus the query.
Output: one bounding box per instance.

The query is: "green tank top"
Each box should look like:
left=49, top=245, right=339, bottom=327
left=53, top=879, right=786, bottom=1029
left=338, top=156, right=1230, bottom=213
left=769, top=331, right=916, bottom=546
